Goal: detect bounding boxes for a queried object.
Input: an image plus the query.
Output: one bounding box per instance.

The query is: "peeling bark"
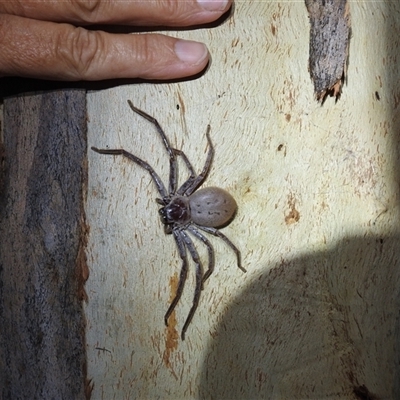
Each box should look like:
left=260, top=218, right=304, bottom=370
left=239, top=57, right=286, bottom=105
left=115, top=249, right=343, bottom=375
left=306, top=0, right=351, bottom=102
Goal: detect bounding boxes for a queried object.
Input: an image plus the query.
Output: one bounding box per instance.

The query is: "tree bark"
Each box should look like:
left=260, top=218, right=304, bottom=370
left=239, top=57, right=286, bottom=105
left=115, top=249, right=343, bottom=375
left=0, top=90, right=89, bottom=399
left=306, top=0, right=351, bottom=102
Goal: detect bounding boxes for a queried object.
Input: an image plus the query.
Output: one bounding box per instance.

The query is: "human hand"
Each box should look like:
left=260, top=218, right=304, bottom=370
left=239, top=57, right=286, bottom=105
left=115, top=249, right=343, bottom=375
left=0, top=0, right=231, bottom=81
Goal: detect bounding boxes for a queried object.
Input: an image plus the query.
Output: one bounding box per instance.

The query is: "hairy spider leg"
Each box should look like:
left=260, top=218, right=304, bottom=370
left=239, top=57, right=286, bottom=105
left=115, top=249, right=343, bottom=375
left=197, top=226, right=246, bottom=273
left=179, top=230, right=204, bottom=340
left=187, top=225, right=215, bottom=287
left=177, top=125, right=214, bottom=196
left=164, top=230, right=189, bottom=328
left=127, top=100, right=179, bottom=195
left=168, top=157, right=179, bottom=195
left=172, top=148, right=196, bottom=188
left=91, top=147, right=168, bottom=199
left=127, top=100, right=174, bottom=160
left=164, top=229, right=205, bottom=340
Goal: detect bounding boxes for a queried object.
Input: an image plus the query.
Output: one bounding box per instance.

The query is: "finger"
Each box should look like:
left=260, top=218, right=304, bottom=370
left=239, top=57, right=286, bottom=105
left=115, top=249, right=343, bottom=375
left=1, top=0, right=231, bottom=26
left=0, top=14, right=209, bottom=81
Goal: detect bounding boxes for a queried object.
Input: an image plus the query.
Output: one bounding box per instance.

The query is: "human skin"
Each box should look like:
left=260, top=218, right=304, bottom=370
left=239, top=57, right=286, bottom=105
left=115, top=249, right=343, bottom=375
left=0, top=0, right=231, bottom=80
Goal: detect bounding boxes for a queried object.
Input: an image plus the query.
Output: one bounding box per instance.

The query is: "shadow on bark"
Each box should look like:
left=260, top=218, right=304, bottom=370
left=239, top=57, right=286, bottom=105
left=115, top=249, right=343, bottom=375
left=199, top=235, right=400, bottom=399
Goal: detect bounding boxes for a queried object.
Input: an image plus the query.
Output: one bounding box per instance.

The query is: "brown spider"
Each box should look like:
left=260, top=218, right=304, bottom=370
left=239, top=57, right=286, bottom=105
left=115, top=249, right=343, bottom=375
left=92, top=100, right=246, bottom=340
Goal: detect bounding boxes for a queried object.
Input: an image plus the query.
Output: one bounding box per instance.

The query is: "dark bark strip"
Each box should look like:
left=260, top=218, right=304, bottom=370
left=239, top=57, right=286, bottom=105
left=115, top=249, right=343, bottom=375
left=306, top=0, right=351, bottom=102
left=0, top=90, right=90, bottom=399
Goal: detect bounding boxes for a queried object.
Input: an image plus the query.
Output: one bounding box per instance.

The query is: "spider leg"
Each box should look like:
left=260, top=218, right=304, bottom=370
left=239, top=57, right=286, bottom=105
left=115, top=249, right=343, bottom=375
left=174, top=149, right=197, bottom=195
left=196, top=226, right=246, bottom=273
left=168, top=158, right=179, bottom=195
left=187, top=225, right=215, bottom=287
left=179, top=231, right=204, bottom=340
left=164, top=230, right=189, bottom=328
left=91, top=147, right=168, bottom=198
left=127, top=100, right=179, bottom=194
left=127, top=100, right=174, bottom=160
left=173, top=148, right=196, bottom=175
left=178, top=125, right=214, bottom=196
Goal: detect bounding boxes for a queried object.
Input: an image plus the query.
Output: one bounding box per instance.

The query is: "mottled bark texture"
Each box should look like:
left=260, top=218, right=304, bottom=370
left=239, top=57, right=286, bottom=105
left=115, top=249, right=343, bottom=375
left=306, top=0, right=351, bottom=102
left=0, top=91, right=90, bottom=399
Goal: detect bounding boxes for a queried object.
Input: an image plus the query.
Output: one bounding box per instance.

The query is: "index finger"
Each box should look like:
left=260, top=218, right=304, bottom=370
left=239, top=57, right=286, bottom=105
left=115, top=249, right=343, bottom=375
left=2, top=0, right=232, bottom=26
left=0, top=13, right=210, bottom=80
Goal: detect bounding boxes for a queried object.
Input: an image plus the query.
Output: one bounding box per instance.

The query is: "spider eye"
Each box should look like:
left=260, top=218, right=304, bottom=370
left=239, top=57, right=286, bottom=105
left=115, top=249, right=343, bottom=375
left=159, top=208, right=168, bottom=224
left=161, top=196, right=191, bottom=225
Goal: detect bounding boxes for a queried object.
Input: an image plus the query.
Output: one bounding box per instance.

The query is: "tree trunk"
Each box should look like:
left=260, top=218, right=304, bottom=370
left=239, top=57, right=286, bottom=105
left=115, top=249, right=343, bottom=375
left=85, top=1, right=399, bottom=398
left=0, top=91, right=89, bottom=399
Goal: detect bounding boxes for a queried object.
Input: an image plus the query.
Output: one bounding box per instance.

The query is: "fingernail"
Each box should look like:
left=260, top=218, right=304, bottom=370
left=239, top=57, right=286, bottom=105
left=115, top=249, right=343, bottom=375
left=197, top=0, right=229, bottom=12
left=175, top=40, right=209, bottom=65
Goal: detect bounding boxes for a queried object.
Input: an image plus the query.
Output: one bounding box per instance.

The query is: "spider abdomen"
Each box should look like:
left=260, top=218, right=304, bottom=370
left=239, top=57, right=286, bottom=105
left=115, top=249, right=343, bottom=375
left=189, top=187, right=237, bottom=228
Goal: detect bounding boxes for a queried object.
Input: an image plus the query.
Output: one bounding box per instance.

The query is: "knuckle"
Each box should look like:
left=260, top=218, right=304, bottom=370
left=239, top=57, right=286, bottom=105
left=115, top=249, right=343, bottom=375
left=160, top=0, right=182, bottom=19
left=70, top=0, right=103, bottom=23
left=135, top=34, right=161, bottom=65
left=56, top=27, right=104, bottom=80
left=55, top=30, right=174, bottom=81
left=129, top=34, right=170, bottom=77
left=160, top=0, right=195, bottom=25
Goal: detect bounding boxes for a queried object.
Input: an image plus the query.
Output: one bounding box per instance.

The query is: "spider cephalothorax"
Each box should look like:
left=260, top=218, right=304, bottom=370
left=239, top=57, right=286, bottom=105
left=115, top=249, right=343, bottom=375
left=92, top=100, right=246, bottom=339
left=158, top=195, right=191, bottom=229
